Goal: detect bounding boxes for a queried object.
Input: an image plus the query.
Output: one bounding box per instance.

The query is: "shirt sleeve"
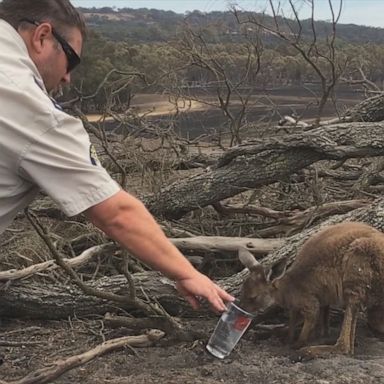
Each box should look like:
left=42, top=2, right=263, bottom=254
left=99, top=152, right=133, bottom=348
left=19, top=110, right=121, bottom=217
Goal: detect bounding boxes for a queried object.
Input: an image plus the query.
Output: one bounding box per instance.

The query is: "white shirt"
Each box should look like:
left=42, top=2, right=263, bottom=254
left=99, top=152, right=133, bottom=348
left=0, top=20, right=120, bottom=233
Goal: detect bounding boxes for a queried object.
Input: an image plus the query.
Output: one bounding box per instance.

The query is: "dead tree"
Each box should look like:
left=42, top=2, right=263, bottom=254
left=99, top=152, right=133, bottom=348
left=171, top=22, right=263, bottom=146
left=143, top=121, right=384, bottom=219
left=234, top=0, right=347, bottom=126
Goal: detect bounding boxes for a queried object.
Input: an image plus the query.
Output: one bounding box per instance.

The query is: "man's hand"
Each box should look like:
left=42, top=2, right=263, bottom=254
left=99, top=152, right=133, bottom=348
left=175, top=272, right=234, bottom=312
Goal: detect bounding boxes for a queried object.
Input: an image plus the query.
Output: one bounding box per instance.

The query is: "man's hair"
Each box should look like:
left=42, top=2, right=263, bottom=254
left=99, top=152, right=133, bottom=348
left=0, top=0, right=87, bottom=39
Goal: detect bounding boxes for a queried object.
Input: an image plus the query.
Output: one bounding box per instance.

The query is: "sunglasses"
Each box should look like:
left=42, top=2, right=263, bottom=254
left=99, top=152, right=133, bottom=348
left=20, top=18, right=81, bottom=73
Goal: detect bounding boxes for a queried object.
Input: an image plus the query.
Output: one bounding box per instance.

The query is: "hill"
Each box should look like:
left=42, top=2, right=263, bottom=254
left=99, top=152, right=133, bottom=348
left=77, top=6, right=384, bottom=44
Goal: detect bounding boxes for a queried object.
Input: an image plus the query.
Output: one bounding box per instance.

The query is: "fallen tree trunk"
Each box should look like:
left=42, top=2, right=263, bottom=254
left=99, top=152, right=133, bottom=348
left=0, top=268, right=244, bottom=319
left=344, top=93, right=384, bottom=123
left=0, top=271, right=183, bottom=319
left=144, top=122, right=384, bottom=219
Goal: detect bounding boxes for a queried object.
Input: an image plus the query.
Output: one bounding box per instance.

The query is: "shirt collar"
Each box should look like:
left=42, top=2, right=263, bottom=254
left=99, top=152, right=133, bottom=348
left=0, top=19, right=47, bottom=93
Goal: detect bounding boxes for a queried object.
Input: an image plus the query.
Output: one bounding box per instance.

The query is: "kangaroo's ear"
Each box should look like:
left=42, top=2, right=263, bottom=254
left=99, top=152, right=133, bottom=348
left=238, top=247, right=259, bottom=269
left=267, top=258, right=288, bottom=281
left=238, top=247, right=268, bottom=281
left=250, top=263, right=269, bottom=282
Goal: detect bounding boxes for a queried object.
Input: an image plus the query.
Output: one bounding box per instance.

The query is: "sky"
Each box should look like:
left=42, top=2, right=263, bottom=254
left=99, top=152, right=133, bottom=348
left=71, top=0, right=384, bottom=28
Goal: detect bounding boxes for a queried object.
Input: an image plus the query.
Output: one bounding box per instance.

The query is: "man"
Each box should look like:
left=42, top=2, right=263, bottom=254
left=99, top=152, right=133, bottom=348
left=0, top=0, right=233, bottom=312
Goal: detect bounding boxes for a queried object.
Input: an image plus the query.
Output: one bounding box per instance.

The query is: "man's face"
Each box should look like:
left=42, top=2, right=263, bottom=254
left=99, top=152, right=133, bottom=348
left=38, top=26, right=83, bottom=94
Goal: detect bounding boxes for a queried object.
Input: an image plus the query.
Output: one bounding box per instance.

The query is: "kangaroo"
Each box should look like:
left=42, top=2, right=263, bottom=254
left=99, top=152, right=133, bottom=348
left=238, top=221, right=384, bottom=357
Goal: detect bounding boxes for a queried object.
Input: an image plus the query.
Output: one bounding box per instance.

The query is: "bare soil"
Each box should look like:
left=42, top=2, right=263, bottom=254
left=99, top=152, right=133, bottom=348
left=87, top=86, right=364, bottom=139
left=0, top=316, right=384, bottom=383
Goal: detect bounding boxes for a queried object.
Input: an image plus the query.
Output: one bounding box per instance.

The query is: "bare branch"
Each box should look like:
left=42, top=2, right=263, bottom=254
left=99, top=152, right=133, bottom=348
left=0, top=330, right=165, bottom=384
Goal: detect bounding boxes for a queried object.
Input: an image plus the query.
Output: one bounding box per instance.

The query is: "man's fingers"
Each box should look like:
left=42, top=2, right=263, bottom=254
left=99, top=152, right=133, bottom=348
left=184, top=294, right=200, bottom=310
left=187, top=290, right=226, bottom=312
left=175, top=275, right=234, bottom=312
left=212, top=298, right=227, bottom=312
left=206, top=290, right=229, bottom=312
left=216, top=285, right=235, bottom=302
left=207, top=284, right=235, bottom=312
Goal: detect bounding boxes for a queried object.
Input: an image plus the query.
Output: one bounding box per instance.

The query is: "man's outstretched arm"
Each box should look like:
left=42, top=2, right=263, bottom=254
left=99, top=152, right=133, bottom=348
left=85, top=190, right=234, bottom=311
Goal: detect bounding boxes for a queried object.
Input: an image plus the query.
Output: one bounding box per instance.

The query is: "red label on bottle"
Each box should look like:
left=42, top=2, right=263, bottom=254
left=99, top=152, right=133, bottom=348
left=234, top=316, right=251, bottom=331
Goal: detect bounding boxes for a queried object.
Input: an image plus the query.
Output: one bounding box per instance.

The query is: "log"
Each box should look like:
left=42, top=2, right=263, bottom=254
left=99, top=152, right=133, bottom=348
left=0, top=266, right=245, bottom=319
left=344, top=93, right=384, bottom=123
left=143, top=122, right=384, bottom=219
left=170, top=236, right=284, bottom=255
left=0, top=272, right=188, bottom=319
left=312, top=94, right=384, bottom=126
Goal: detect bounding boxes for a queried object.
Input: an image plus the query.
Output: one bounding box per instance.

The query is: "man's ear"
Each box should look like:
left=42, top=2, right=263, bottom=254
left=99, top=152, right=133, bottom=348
left=30, top=23, right=53, bottom=54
